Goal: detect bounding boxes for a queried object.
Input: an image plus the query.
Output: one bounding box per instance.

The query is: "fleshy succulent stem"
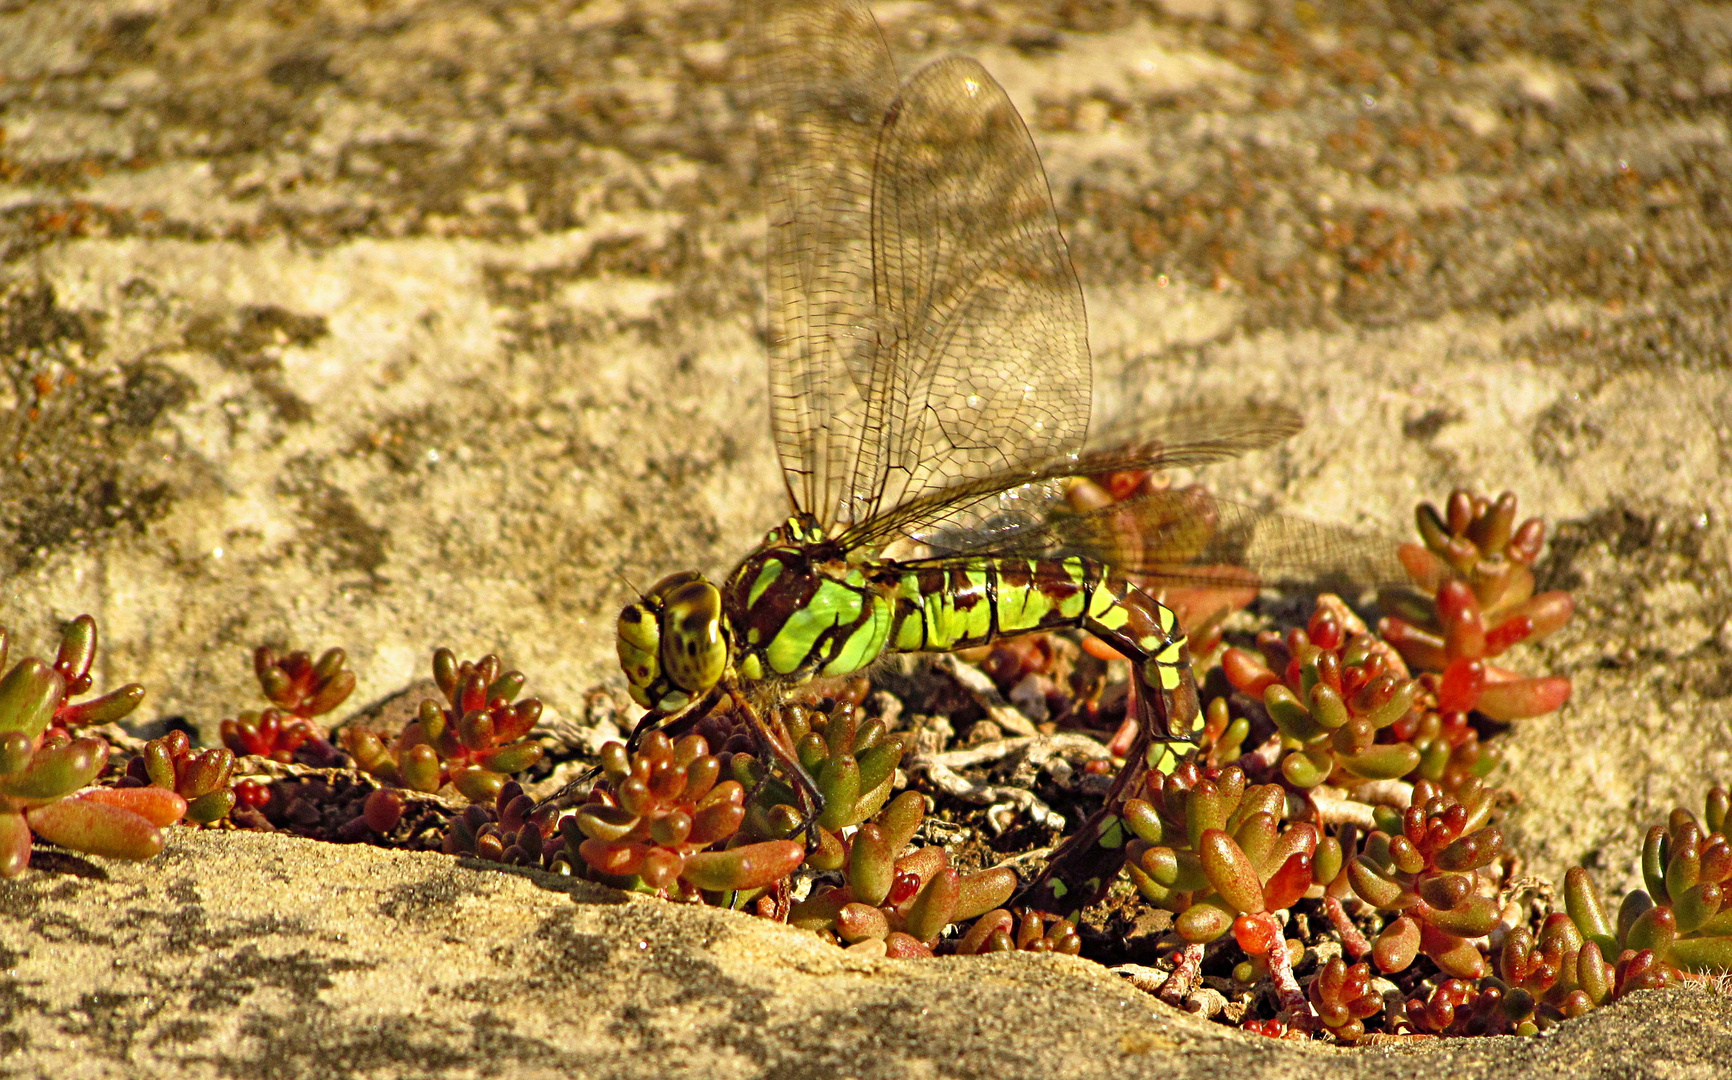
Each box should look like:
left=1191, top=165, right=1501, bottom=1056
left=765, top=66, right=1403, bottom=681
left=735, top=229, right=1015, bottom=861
left=1325, top=895, right=1373, bottom=960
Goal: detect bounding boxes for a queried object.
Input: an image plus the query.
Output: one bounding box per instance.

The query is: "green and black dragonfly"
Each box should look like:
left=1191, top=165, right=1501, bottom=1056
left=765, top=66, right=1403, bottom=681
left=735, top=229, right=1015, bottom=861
left=614, top=0, right=1397, bottom=915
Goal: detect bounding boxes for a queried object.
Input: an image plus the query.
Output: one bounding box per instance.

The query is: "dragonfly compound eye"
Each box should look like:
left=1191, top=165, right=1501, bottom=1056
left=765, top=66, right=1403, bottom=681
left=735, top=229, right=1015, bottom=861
left=616, top=602, right=662, bottom=708
left=658, top=578, right=728, bottom=696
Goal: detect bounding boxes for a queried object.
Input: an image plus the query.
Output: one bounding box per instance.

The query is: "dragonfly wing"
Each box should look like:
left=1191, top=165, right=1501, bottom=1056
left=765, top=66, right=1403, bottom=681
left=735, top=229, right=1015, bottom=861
left=838, top=399, right=1301, bottom=554
left=746, top=2, right=1338, bottom=595
left=746, top=0, right=898, bottom=518
left=920, top=485, right=1409, bottom=594
left=840, top=55, right=1092, bottom=530
left=748, top=1, right=1092, bottom=531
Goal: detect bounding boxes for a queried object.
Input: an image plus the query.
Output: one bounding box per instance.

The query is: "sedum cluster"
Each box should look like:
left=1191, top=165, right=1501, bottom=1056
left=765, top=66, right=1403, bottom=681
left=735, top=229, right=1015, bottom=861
left=445, top=780, right=563, bottom=870
left=1401, top=786, right=1732, bottom=1036
left=344, top=650, right=544, bottom=802
left=1305, top=957, right=1383, bottom=1041
left=117, top=730, right=239, bottom=825
left=1121, top=762, right=1330, bottom=947
left=1101, top=489, right=1588, bottom=1039
left=221, top=646, right=353, bottom=763
left=18, top=485, right=1727, bottom=1049
left=1380, top=490, right=1574, bottom=723
left=1223, top=606, right=1432, bottom=788
left=955, top=908, right=1083, bottom=956
left=735, top=702, right=912, bottom=855
left=1344, top=779, right=1505, bottom=980
left=0, top=617, right=176, bottom=876
left=788, top=789, right=1016, bottom=957
left=564, top=732, right=803, bottom=897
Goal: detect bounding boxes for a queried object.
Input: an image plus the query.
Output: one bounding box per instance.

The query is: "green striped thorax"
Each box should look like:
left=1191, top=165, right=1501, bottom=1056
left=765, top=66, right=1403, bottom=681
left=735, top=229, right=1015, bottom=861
left=617, top=570, right=730, bottom=712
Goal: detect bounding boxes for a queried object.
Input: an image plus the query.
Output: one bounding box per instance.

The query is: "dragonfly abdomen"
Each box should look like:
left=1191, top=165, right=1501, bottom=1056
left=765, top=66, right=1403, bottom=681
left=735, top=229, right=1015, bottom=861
left=888, top=557, right=1190, bottom=698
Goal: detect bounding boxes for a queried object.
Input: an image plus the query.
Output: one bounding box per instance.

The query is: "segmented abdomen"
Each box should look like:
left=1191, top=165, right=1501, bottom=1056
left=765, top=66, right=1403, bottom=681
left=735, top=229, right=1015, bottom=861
left=887, top=557, right=1188, bottom=695
left=727, top=551, right=1187, bottom=704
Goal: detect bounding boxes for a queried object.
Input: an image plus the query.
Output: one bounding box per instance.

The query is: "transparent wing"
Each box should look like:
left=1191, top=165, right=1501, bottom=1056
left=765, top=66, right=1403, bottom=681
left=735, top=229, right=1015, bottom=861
left=838, top=400, right=1301, bottom=555
left=746, top=1, right=1361, bottom=593
left=918, top=483, right=1409, bottom=594
left=748, top=1, right=1091, bottom=529
left=844, top=55, right=1091, bottom=528
left=746, top=0, right=898, bottom=518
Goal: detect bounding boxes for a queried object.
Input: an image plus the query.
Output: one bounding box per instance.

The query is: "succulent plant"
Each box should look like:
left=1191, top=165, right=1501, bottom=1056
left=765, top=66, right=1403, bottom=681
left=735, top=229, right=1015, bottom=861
left=954, top=907, right=1083, bottom=956
left=342, top=649, right=544, bottom=802
left=1239, top=1016, right=1290, bottom=1039
left=221, top=646, right=354, bottom=763
left=117, top=729, right=238, bottom=824
left=1484, top=911, right=1614, bottom=1033
left=30, top=615, right=148, bottom=736
left=253, top=644, right=357, bottom=717
left=1408, top=933, right=1684, bottom=1037
left=1306, top=957, right=1384, bottom=1042
left=1551, top=788, right=1732, bottom=985
left=563, top=733, right=803, bottom=898
left=1379, top=490, right=1573, bottom=723
left=231, top=778, right=273, bottom=818
left=788, top=789, right=1017, bottom=956
left=360, top=786, right=407, bottom=835
left=1119, top=762, right=1329, bottom=946
left=1375, top=786, right=1732, bottom=1037
left=446, top=781, right=563, bottom=870
left=1222, top=605, right=1433, bottom=789
left=0, top=617, right=176, bottom=875
left=1344, top=778, right=1505, bottom=979
left=0, top=481, right=1636, bottom=1041
left=1222, top=595, right=1506, bottom=795
left=1404, top=977, right=1526, bottom=1036
left=731, top=701, right=912, bottom=863
left=1400, top=945, right=1662, bottom=1037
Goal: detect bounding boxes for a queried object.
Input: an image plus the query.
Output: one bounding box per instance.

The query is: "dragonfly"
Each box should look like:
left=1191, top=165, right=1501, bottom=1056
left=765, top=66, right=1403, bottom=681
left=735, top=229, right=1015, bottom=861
left=613, top=0, right=1399, bottom=916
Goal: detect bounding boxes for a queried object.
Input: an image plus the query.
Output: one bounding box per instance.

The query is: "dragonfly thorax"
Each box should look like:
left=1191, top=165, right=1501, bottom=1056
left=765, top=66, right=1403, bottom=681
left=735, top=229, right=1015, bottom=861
left=616, top=570, right=730, bottom=712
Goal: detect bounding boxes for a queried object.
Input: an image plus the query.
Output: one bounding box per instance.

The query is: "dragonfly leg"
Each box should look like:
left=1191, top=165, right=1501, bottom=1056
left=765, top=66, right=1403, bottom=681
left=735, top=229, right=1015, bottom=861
left=533, top=689, right=725, bottom=815
left=1019, top=584, right=1200, bottom=917
left=623, top=685, right=728, bottom=752
left=729, top=691, right=827, bottom=853
left=530, top=763, right=601, bottom=816
left=623, top=706, right=674, bottom=751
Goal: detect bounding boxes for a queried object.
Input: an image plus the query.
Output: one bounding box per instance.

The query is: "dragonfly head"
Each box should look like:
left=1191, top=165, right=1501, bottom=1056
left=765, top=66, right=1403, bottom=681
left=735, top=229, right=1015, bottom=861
left=617, top=571, right=729, bottom=711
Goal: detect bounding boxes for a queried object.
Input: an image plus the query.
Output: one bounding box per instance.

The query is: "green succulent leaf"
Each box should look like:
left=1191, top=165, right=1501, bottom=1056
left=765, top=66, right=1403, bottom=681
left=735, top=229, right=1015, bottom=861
left=0, top=660, right=65, bottom=739
left=0, top=739, right=108, bottom=805
left=1175, top=901, right=1234, bottom=944
left=57, top=684, right=146, bottom=727
left=903, top=867, right=960, bottom=944
left=185, top=788, right=238, bottom=825
left=0, top=811, right=30, bottom=877
left=0, top=732, right=31, bottom=775
left=684, top=840, right=804, bottom=892
left=1338, top=743, right=1422, bottom=781
left=953, top=867, right=1017, bottom=922
left=26, top=797, right=165, bottom=861
left=478, top=742, right=542, bottom=775
left=815, top=754, right=861, bottom=831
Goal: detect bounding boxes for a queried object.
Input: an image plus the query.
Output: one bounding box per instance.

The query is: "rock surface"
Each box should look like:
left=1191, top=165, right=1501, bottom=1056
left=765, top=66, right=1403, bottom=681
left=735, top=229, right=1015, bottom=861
left=7, top=829, right=1732, bottom=1080
left=1, top=0, right=1729, bottom=1075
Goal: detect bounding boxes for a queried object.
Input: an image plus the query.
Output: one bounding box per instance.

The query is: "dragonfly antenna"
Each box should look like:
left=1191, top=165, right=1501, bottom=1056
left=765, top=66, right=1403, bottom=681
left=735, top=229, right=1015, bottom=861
left=611, top=566, right=646, bottom=600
